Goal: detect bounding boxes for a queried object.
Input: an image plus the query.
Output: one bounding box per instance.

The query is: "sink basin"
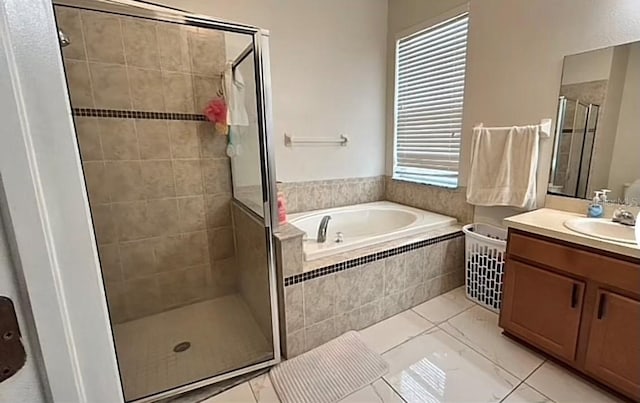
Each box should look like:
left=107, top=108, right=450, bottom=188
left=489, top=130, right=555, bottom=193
left=564, top=218, right=636, bottom=245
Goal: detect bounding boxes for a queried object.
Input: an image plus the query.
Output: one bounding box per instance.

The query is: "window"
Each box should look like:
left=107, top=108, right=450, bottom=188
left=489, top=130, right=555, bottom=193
left=393, top=12, right=469, bottom=188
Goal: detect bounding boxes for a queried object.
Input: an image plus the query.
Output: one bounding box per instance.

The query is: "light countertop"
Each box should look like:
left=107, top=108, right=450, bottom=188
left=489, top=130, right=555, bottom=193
left=504, top=208, right=640, bottom=259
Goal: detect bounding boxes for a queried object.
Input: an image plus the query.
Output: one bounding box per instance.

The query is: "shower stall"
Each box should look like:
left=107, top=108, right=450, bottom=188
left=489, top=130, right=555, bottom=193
left=53, top=1, right=279, bottom=401
left=549, top=96, right=600, bottom=199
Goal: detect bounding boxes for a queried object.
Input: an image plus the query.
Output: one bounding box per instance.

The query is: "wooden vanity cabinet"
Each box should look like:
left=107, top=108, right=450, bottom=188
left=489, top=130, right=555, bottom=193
left=499, top=229, right=640, bottom=401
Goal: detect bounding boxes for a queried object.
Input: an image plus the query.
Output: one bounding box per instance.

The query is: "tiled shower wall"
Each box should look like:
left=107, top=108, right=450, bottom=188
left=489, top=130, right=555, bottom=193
left=56, top=6, right=235, bottom=323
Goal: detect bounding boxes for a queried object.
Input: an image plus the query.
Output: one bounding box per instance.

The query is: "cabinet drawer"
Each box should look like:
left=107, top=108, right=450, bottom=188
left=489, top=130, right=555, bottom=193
left=500, top=259, right=584, bottom=362
left=508, top=231, right=640, bottom=295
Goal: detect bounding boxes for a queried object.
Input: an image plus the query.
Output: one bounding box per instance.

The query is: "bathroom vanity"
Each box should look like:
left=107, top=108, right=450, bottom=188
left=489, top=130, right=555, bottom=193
left=500, top=208, right=640, bottom=401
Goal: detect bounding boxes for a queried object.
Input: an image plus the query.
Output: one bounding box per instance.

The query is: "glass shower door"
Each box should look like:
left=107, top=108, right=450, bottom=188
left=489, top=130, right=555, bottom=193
left=53, top=1, right=279, bottom=401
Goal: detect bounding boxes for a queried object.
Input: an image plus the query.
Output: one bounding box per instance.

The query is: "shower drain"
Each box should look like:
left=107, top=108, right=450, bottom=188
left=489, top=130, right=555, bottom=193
left=173, top=341, right=191, bottom=353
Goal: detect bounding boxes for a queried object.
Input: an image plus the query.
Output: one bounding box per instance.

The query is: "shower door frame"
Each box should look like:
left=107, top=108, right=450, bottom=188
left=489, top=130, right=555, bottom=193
left=3, top=0, right=281, bottom=401
left=60, top=1, right=282, bottom=401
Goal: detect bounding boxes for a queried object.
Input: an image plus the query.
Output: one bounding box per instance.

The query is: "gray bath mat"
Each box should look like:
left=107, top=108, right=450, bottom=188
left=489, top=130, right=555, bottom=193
left=269, top=331, right=389, bottom=403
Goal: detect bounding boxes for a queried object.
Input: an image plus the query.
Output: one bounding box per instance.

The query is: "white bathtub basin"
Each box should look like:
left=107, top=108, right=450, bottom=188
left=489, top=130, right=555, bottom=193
left=288, top=201, right=457, bottom=261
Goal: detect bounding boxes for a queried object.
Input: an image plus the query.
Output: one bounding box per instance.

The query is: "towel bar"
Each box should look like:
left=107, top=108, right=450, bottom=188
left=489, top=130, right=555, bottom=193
left=474, top=118, right=552, bottom=138
left=284, top=133, right=348, bottom=147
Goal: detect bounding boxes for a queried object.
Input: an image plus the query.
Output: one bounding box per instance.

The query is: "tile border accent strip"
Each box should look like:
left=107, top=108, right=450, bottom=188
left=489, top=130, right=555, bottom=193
left=72, top=108, right=207, bottom=121
left=284, top=231, right=464, bottom=287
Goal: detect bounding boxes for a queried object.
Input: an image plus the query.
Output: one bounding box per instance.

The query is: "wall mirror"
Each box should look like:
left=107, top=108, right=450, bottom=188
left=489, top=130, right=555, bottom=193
left=548, top=41, right=640, bottom=205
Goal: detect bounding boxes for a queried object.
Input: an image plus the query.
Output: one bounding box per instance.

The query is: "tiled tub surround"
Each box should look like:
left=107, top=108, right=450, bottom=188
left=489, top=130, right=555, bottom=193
left=277, top=176, right=386, bottom=214
left=385, top=176, right=475, bottom=224
left=276, top=226, right=465, bottom=357
left=56, top=5, right=236, bottom=322
left=232, top=202, right=275, bottom=343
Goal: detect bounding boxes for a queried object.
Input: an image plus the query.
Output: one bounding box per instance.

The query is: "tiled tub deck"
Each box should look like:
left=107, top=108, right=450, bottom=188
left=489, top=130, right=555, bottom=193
left=274, top=223, right=465, bottom=357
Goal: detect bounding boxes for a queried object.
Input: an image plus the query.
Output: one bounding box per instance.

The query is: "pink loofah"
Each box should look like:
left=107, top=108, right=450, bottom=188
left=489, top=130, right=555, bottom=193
left=204, top=98, right=228, bottom=125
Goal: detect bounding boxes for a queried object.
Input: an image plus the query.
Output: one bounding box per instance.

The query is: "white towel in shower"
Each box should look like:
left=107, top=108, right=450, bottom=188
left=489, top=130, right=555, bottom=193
left=224, top=62, right=249, bottom=126
left=466, top=125, right=540, bottom=209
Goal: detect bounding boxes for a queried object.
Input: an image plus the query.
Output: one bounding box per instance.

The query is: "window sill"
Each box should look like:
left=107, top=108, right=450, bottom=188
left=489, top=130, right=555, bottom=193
left=391, top=175, right=459, bottom=190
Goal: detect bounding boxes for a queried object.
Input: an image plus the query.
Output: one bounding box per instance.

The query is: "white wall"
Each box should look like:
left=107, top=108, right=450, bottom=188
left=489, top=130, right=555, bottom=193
left=0, top=213, right=46, bottom=403
left=463, top=0, right=640, bottom=224
left=561, top=47, right=613, bottom=85
left=386, top=0, right=640, bottom=225
left=158, top=0, right=388, bottom=182
left=608, top=41, right=640, bottom=200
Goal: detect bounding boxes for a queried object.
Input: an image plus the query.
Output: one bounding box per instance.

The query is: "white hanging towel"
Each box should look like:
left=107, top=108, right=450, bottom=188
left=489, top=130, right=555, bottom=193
left=223, top=61, right=249, bottom=126
left=466, top=125, right=540, bottom=209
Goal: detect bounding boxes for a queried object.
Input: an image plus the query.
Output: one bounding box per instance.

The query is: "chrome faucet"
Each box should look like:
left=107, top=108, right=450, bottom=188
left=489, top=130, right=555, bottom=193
left=317, top=215, right=332, bottom=243
left=612, top=208, right=636, bottom=226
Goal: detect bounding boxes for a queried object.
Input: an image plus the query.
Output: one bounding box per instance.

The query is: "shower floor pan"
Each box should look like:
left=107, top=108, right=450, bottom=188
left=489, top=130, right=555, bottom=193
left=113, top=294, right=272, bottom=401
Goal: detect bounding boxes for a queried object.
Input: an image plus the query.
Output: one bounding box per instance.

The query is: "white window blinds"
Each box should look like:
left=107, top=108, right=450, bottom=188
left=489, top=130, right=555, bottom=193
left=393, top=13, right=469, bottom=188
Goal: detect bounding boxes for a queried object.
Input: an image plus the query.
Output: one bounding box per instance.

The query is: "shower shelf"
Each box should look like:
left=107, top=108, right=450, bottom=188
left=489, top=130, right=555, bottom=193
left=284, top=133, right=349, bottom=147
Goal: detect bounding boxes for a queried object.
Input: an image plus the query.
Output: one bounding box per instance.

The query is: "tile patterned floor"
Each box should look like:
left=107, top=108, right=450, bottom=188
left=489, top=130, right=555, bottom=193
left=114, top=294, right=272, bottom=401
left=203, top=287, right=624, bottom=403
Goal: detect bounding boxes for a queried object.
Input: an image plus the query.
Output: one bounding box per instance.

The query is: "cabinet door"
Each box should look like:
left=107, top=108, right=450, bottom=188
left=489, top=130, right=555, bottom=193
left=585, top=290, right=640, bottom=399
left=500, top=260, right=584, bottom=361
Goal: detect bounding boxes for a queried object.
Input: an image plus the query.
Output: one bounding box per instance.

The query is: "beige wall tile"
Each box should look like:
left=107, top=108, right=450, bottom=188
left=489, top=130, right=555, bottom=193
left=83, top=162, right=110, bottom=204
left=120, top=239, right=157, bottom=280
left=122, top=18, right=159, bottom=69
left=334, top=267, right=360, bottom=313
left=208, top=257, right=237, bottom=297
left=209, top=226, right=235, bottom=261
left=205, top=194, right=231, bottom=228
left=280, top=237, right=303, bottom=278
left=184, top=231, right=209, bottom=266
left=146, top=198, right=180, bottom=237
left=404, top=248, right=424, bottom=286
left=198, top=123, right=227, bottom=158
left=285, top=283, right=304, bottom=333
left=188, top=30, right=225, bottom=76
left=128, top=68, right=164, bottom=111
left=358, top=299, right=383, bottom=329
left=97, top=243, right=122, bottom=283
left=89, top=63, right=132, bottom=109
left=178, top=196, right=206, bottom=232
left=158, top=265, right=207, bottom=308
left=162, top=71, right=194, bottom=113
left=113, top=201, right=152, bottom=241
left=383, top=254, right=406, bottom=296
left=81, top=11, right=125, bottom=64
left=135, top=120, right=171, bottom=159
left=64, top=59, right=94, bottom=108
left=54, top=6, right=86, bottom=60
left=74, top=117, right=103, bottom=161
left=99, top=119, right=138, bottom=160
left=104, top=161, right=144, bottom=202
left=202, top=159, right=231, bottom=195
left=173, top=159, right=203, bottom=196
left=303, top=275, right=335, bottom=326
left=91, top=203, right=119, bottom=244
left=157, top=24, right=190, bottom=73
left=168, top=121, right=200, bottom=158
left=335, top=309, right=360, bottom=335
left=359, top=260, right=384, bottom=305
left=124, top=276, right=160, bottom=319
left=193, top=75, right=221, bottom=112
left=304, top=318, right=337, bottom=351
left=285, top=330, right=305, bottom=358
left=140, top=160, right=175, bottom=198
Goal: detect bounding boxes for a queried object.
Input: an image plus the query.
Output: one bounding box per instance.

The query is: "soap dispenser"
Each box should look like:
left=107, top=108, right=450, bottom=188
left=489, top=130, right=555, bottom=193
left=587, top=191, right=604, bottom=218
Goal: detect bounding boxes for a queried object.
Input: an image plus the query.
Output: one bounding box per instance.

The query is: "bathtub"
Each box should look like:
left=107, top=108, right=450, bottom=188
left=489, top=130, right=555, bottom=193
left=288, top=201, right=457, bottom=261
